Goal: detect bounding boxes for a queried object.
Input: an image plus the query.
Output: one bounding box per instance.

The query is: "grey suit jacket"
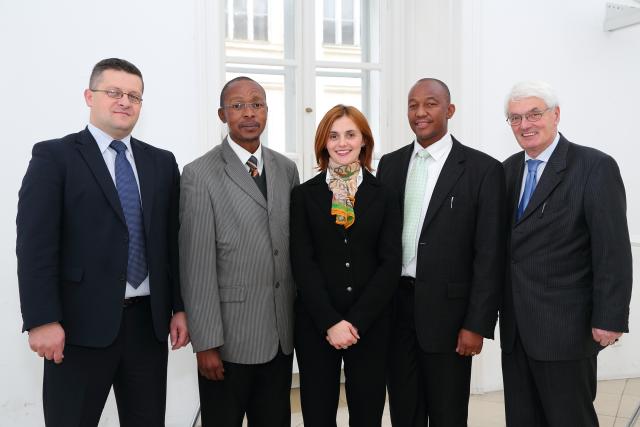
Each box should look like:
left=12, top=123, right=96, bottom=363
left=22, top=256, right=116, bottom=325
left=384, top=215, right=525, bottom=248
left=500, top=134, right=633, bottom=361
left=179, top=138, right=299, bottom=364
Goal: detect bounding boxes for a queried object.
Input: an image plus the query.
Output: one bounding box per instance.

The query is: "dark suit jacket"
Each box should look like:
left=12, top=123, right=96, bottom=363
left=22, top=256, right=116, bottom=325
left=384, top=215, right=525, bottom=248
left=500, top=134, right=632, bottom=361
left=377, top=136, right=505, bottom=352
left=17, top=128, right=183, bottom=347
left=290, top=170, right=402, bottom=336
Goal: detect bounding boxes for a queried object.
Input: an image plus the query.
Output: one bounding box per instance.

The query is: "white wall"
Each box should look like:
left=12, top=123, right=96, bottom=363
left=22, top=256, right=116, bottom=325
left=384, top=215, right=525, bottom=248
left=1, top=0, right=638, bottom=425
left=0, top=1, right=218, bottom=425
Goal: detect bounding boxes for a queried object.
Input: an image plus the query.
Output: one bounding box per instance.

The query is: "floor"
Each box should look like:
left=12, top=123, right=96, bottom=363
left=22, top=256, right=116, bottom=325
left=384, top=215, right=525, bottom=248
left=230, top=378, right=640, bottom=426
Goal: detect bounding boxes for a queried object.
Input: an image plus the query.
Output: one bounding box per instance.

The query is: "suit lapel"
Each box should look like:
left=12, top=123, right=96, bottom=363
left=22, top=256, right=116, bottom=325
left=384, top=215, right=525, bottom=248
left=395, top=144, right=414, bottom=218
left=131, top=139, right=155, bottom=236
left=263, top=147, right=278, bottom=214
left=420, top=138, right=465, bottom=235
left=508, top=154, right=526, bottom=226
left=353, top=170, right=378, bottom=222
left=75, top=128, right=126, bottom=226
left=222, top=139, right=267, bottom=210
left=516, top=136, right=568, bottom=224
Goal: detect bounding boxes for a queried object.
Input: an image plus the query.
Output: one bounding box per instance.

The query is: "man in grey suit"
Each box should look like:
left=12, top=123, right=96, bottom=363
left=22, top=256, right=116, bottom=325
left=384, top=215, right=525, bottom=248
left=179, top=76, right=299, bottom=427
left=501, top=80, right=633, bottom=426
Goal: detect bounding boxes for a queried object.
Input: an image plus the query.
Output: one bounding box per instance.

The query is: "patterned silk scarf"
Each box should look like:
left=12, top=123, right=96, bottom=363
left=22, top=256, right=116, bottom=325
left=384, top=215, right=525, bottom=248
left=327, top=160, right=360, bottom=229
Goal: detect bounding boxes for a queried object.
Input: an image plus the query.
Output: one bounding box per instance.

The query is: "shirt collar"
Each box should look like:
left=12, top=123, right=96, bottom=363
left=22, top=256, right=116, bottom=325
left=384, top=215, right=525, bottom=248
left=227, top=135, right=263, bottom=168
left=88, top=123, right=132, bottom=154
left=412, top=133, right=452, bottom=161
left=524, top=132, right=560, bottom=163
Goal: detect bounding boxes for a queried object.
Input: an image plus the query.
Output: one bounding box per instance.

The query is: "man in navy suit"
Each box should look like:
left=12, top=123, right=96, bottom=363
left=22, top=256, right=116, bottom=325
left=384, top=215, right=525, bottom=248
left=16, top=58, right=189, bottom=427
left=501, top=80, right=632, bottom=426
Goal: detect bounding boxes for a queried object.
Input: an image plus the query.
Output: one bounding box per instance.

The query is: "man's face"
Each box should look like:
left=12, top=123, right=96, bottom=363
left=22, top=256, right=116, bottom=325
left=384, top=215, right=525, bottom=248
left=407, top=80, right=455, bottom=148
left=507, top=97, right=559, bottom=158
left=84, top=69, right=143, bottom=140
left=218, top=80, right=268, bottom=149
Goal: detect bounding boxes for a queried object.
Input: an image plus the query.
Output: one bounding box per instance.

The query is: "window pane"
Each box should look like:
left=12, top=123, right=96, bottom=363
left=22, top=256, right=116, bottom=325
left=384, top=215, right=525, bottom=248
left=315, top=73, right=362, bottom=126
left=317, top=0, right=379, bottom=62
left=226, top=0, right=288, bottom=59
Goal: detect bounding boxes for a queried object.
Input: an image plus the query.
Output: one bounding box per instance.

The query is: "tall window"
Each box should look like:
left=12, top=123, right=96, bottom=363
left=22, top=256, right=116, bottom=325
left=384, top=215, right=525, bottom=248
left=224, top=0, right=382, bottom=179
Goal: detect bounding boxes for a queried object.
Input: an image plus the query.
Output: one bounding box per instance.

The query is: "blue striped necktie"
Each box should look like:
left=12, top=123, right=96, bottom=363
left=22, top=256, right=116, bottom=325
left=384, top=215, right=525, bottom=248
left=517, top=159, right=543, bottom=221
left=110, top=140, right=148, bottom=288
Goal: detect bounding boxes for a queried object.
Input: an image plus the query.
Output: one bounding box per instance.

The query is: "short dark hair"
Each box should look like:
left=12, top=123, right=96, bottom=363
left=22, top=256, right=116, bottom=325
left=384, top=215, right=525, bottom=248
left=219, top=76, right=265, bottom=107
left=89, top=58, right=144, bottom=92
left=413, top=77, right=451, bottom=103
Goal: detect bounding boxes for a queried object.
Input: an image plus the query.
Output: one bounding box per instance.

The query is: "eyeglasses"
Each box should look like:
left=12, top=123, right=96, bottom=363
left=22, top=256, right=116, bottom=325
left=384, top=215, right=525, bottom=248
left=506, top=108, right=551, bottom=126
left=222, top=102, right=267, bottom=112
left=90, top=88, right=143, bottom=104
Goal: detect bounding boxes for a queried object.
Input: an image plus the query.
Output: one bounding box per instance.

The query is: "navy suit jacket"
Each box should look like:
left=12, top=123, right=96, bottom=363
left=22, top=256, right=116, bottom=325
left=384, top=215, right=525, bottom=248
left=377, top=137, right=506, bottom=352
left=500, top=134, right=632, bottom=361
left=17, top=128, right=183, bottom=347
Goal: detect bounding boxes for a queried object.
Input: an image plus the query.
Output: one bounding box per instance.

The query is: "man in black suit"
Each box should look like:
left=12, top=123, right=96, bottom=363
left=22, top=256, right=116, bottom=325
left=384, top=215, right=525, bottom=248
left=377, top=78, right=505, bottom=427
left=501, top=80, right=632, bottom=427
left=16, top=58, right=189, bottom=427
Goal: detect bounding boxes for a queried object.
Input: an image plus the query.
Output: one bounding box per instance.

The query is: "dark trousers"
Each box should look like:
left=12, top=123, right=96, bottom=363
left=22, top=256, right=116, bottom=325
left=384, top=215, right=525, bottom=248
left=387, top=285, right=472, bottom=427
left=295, top=311, right=389, bottom=427
left=502, top=333, right=598, bottom=427
left=198, top=349, right=293, bottom=427
left=43, top=297, right=168, bottom=427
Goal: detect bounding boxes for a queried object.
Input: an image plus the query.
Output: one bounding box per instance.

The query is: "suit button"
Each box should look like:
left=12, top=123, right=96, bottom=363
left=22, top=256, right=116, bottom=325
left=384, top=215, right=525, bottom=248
left=275, top=282, right=280, bottom=288
left=344, top=238, right=348, bottom=244
left=345, top=262, right=350, bottom=268
left=274, top=249, right=279, bottom=256
left=123, top=236, right=128, bottom=243
left=346, top=286, right=353, bottom=292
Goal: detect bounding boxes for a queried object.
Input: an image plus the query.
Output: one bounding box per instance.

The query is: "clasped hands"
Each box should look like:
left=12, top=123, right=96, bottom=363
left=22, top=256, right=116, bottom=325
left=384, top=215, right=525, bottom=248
left=326, top=320, right=360, bottom=350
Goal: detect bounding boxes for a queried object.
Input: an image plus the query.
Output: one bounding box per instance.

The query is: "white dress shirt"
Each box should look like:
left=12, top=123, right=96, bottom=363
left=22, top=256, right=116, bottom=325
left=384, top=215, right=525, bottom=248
left=402, top=133, right=453, bottom=278
left=88, top=124, right=150, bottom=298
left=518, top=132, right=560, bottom=203
left=228, top=135, right=264, bottom=175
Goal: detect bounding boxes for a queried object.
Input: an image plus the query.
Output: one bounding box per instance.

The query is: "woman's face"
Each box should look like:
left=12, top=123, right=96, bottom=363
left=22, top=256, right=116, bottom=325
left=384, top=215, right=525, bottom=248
left=326, top=116, right=363, bottom=166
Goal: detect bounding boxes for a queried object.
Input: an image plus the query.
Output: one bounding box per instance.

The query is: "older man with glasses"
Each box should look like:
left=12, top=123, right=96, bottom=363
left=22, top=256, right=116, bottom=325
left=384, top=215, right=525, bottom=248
left=500, top=80, right=632, bottom=427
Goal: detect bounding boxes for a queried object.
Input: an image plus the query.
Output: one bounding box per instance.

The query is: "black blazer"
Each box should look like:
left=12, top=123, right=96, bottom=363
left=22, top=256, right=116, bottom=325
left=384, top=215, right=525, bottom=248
left=500, top=134, right=632, bottom=361
left=377, top=136, right=505, bottom=352
left=290, top=170, right=402, bottom=336
left=17, top=128, right=183, bottom=347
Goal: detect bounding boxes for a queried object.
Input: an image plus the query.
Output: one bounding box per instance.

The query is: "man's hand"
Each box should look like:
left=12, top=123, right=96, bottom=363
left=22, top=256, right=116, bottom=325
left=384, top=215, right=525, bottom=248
left=197, top=348, right=225, bottom=381
left=28, top=322, right=65, bottom=364
left=326, top=320, right=359, bottom=350
left=169, top=311, right=190, bottom=350
left=592, top=328, right=622, bottom=347
left=456, top=328, right=483, bottom=357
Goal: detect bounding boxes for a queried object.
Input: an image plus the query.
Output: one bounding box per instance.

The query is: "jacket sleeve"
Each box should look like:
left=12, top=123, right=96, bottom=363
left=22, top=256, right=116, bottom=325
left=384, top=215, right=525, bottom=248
left=585, top=155, right=632, bottom=332
left=463, top=161, right=506, bottom=338
left=16, top=142, right=64, bottom=331
left=178, top=165, right=223, bottom=352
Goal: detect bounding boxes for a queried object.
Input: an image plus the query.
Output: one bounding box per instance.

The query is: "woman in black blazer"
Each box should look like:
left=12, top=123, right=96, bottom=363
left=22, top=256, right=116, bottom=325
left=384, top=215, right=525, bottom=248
left=290, top=104, right=402, bottom=426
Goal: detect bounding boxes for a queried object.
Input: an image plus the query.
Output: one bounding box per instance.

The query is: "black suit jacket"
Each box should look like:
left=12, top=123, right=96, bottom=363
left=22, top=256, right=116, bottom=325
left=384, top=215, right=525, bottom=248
left=290, top=170, right=402, bottom=336
left=377, top=136, right=505, bottom=352
left=17, top=128, right=183, bottom=347
left=500, top=134, right=632, bottom=361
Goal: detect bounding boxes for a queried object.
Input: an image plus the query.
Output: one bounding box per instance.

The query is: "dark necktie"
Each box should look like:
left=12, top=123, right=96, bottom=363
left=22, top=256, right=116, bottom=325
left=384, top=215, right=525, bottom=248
left=247, top=155, right=259, bottom=177
left=517, top=159, right=543, bottom=221
left=110, top=140, right=148, bottom=288
left=247, top=155, right=267, bottom=199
